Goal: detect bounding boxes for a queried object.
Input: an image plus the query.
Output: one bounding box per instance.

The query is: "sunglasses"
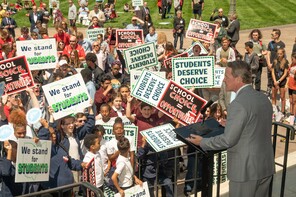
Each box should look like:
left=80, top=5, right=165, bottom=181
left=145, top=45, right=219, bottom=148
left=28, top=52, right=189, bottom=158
left=70, top=40, right=76, bottom=42
left=93, top=44, right=99, bottom=47
left=77, top=119, right=87, bottom=123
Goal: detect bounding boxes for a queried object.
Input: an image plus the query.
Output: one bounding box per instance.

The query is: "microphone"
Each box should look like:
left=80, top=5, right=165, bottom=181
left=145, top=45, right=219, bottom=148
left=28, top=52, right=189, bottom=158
left=200, top=95, right=219, bottom=115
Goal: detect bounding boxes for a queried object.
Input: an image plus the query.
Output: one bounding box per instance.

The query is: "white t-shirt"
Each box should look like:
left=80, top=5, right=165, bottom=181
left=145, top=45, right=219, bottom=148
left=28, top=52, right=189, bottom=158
left=83, top=151, right=104, bottom=187
left=106, top=136, right=135, bottom=156
left=98, top=139, right=109, bottom=171
left=115, top=155, right=134, bottom=187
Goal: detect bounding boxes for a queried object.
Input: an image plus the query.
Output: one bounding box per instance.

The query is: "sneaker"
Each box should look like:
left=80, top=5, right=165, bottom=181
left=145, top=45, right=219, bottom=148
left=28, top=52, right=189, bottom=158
left=266, top=87, right=272, bottom=96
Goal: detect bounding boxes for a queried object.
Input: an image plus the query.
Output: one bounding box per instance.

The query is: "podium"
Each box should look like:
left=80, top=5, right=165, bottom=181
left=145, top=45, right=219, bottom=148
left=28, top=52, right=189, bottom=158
left=174, top=118, right=225, bottom=197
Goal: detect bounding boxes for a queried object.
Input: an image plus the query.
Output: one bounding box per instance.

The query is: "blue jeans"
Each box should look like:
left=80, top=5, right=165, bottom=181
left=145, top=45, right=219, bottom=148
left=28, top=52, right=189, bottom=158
left=174, top=32, right=184, bottom=49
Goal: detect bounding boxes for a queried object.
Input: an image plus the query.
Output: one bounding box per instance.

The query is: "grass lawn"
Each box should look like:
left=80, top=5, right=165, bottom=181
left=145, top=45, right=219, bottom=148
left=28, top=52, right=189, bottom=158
left=11, top=0, right=296, bottom=30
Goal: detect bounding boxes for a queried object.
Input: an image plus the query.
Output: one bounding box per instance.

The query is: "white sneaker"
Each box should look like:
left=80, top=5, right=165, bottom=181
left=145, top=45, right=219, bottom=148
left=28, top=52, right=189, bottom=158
left=289, top=115, right=294, bottom=125
left=275, top=112, right=284, bottom=122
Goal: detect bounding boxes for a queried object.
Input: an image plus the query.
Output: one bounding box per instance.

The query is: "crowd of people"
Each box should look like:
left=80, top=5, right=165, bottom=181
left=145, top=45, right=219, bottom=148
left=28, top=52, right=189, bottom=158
left=0, top=0, right=295, bottom=197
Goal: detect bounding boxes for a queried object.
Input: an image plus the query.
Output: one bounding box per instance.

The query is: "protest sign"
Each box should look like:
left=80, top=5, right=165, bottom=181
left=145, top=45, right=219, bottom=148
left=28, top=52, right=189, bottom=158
left=115, top=182, right=150, bottom=197
left=213, top=151, right=228, bottom=184
left=163, top=52, right=188, bottom=69
left=26, top=108, right=42, bottom=124
left=116, top=29, right=144, bottom=50
left=82, top=158, right=96, bottom=197
left=16, top=38, right=57, bottom=70
left=0, top=56, right=34, bottom=95
left=186, top=19, right=217, bottom=43
left=95, top=116, right=133, bottom=126
left=15, top=139, right=52, bottom=182
left=42, top=73, right=91, bottom=120
left=141, top=124, right=185, bottom=152
left=124, top=42, right=158, bottom=73
left=186, top=41, right=208, bottom=56
left=0, top=81, right=4, bottom=97
left=213, top=67, right=225, bottom=88
left=130, top=70, right=166, bottom=90
left=132, top=0, right=143, bottom=7
left=87, top=28, right=105, bottom=42
left=101, top=124, right=138, bottom=149
left=131, top=70, right=169, bottom=107
left=0, top=125, right=14, bottom=141
left=172, top=56, right=215, bottom=88
left=157, top=81, right=207, bottom=125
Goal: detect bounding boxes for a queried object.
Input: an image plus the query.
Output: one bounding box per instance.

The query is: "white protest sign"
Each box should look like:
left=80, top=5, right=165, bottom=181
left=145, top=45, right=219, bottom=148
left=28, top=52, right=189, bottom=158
left=26, top=108, right=42, bottom=124
left=172, top=56, right=215, bottom=88
left=87, top=28, right=105, bottom=42
left=141, top=124, right=185, bottom=152
left=101, top=124, right=138, bottom=149
left=16, top=38, right=57, bottom=70
left=131, top=70, right=168, bottom=107
left=95, top=116, right=133, bottom=126
left=15, top=139, right=52, bottom=182
left=132, top=0, right=143, bottom=7
left=130, top=70, right=166, bottom=90
left=42, top=74, right=91, bottom=120
left=115, top=182, right=149, bottom=197
left=124, top=42, right=158, bottom=73
left=186, top=41, right=208, bottom=56
left=0, top=125, right=14, bottom=141
left=213, top=67, right=225, bottom=88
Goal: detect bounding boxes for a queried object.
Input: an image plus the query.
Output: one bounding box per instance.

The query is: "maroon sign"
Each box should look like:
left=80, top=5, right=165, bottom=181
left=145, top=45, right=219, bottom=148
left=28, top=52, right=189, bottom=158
left=163, top=52, right=189, bottom=69
left=0, top=56, right=34, bottom=95
left=116, top=29, right=144, bottom=50
left=82, top=158, right=96, bottom=197
left=186, top=19, right=217, bottom=43
left=157, top=80, right=207, bottom=125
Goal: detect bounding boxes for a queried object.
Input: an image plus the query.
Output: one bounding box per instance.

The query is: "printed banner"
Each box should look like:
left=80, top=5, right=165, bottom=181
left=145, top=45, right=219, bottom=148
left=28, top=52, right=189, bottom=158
left=42, top=73, right=91, bottom=120
left=0, top=56, right=34, bottom=95
left=163, top=52, right=188, bottom=69
left=172, top=56, right=215, bottom=88
left=124, top=42, right=158, bottom=73
left=16, top=38, right=57, bottom=70
left=213, top=67, right=225, bottom=88
left=131, top=70, right=168, bottom=107
left=186, top=19, right=217, bottom=43
left=101, top=124, right=138, bottom=149
left=115, top=182, right=149, bottom=197
left=130, top=70, right=166, bottom=90
left=132, top=0, right=143, bottom=7
left=87, top=28, right=105, bottom=42
left=141, top=124, right=185, bottom=152
left=116, top=29, right=144, bottom=50
left=82, top=158, right=96, bottom=197
left=213, top=151, right=228, bottom=184
left=157, top=81, right=207, bottom=125
left=15, top=139, right=52, bottom=182
left=186, top=41, right=208, bottom=56
left=132, top=70, right=207, bottom=125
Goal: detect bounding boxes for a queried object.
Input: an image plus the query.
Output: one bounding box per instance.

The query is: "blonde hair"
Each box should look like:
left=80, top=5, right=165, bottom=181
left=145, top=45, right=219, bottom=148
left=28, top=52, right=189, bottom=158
left=157, top=32, right=167, bottom=45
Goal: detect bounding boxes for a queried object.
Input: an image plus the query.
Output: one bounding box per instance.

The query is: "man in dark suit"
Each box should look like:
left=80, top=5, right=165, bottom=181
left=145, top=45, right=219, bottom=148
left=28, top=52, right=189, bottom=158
left=227, top=14, right=240, bottom=48
left=1, top=11, right=17, bottom=38
left=28, top=5, right=43, bottom=32
left=187, top=61, right=275, bottom=197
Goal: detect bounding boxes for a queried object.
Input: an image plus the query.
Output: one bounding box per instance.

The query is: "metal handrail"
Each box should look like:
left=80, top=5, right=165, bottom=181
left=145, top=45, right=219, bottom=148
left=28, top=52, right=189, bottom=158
left=18, top=182, right=104, bottom=197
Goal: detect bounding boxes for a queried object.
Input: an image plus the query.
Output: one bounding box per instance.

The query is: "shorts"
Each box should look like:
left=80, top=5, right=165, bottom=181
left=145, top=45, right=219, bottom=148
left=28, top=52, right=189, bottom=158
left=193, top=8, right=202, bottom=16
left=288, top=88, right=296, bottom=95
left=273, top=79, right=287, bottom=88
left=69, top=19, right=76, bottom=27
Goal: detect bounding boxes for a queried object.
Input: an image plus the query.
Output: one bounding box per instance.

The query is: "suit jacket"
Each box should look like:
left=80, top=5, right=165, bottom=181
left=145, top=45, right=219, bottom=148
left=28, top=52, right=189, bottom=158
left=29, top=11, right=43, bottom=32
left=227, top=19, right=240, bottom=42
left=201, top=85, right=275, bottom=182
left=1, top=17, right=17, bottom=38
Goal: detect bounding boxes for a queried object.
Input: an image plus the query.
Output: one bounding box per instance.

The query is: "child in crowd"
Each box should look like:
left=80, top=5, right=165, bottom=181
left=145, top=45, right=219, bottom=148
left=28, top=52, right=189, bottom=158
left=110, top=93, right=125, bottom=118
left=96, top=103, right=113, bottom=124
left=111, top=137, right=142, bottom=196
left=83, top=134, right=104, bottom=191
left=106, top=118, right=135, bottom=169
left=271, top=48, right=289, bottom=120
left=94, top=125, right=111, bottom=176
left=126, top=96, right=168, bottom=147
left=209, top=103, right=225, bottom=123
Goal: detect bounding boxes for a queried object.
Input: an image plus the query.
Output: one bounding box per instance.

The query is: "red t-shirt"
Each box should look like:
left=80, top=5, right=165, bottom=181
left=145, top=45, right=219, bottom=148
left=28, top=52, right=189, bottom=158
left=53, top=32, right=70, bottom=46
left=62, top=44, right=86, bottom=59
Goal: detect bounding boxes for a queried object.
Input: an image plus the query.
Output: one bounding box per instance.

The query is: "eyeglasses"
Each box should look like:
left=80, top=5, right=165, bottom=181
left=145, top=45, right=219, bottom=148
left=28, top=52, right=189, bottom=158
left=12, top=95, right=21, bottom=99
left=77, top=119, right=87, bottom=123
left=70, top=40, right=76, bottom=42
